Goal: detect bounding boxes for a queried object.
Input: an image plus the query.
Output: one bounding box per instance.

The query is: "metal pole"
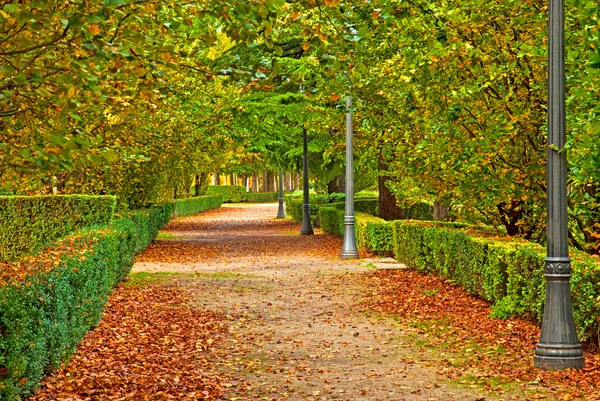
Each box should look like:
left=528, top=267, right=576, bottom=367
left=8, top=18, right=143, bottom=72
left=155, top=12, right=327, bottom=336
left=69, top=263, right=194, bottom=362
left=300, top=127, right=314, bottom=235
left=277, top=168, right=286, bottom=219
left=340, top=96, right=359, bottom=259
left=533, top=0, right=584, bottom=370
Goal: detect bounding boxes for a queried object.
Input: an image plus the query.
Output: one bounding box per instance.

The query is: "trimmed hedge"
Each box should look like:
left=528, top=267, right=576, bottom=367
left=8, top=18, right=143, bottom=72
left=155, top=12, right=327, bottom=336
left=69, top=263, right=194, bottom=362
left=392, top=220, right=600, bottom=343
left=317, top=207, right=392, bottom=254
left=0, top=194, right=225, bottom=399
left=284, top=195, right=379, bottom=225
left=0, top=205, right=164, bottom=399
left=174, top=195, right=223, bottom=218
left=0, top=195, right=117, bottom=262
left=205, top=185, right=246, bottom=203
left=245, top=192, right=279, bottom=203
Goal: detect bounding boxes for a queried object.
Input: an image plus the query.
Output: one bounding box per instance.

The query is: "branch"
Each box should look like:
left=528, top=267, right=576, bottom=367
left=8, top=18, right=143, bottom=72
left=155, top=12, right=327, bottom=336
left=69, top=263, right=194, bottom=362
left=0, top=25, right=70, bottom=56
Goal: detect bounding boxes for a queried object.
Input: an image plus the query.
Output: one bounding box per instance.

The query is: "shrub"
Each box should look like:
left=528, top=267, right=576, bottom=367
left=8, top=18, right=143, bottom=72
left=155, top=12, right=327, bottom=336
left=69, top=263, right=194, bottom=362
left=317, top=207, right=392, bottom=255
left=391, top=220, right=600, bottom=342
left=0, top=195, right=117, bottom=262
left=0, top=197, right=201, bottom=399
left=356, top=214, right=393, bottom=254
left=318, top=206, right=345, bottom=237
left=245, top=192, right=279, bottom=203
left=173, top=195, right=222, bottom=217
left=403, top=202, right=434, bottom=220
left=205, top=185, right=246, bottom=203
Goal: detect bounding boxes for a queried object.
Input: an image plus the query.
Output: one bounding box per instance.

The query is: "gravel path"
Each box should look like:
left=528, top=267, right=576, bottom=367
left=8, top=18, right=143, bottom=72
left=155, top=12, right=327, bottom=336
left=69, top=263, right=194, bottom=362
left=133, top=203, right=544, bottom=401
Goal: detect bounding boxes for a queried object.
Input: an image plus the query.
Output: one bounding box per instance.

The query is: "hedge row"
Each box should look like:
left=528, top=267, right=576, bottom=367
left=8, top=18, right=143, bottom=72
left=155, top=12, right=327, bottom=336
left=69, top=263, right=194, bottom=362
left=284, top=196, right=380, bottom=224
left=0, top=195, right=117, bottom=262
left=0, top=196, right=223, bottom=399
left=317, top=206, right=393, bottom=254
left=205, top=186, right=279, bottom=203
left=317, top=206, right=600, bottom=342
left=173, top=195, right=223, bottom=218
left=245, top=192, right=279, bottom=203
left=391, top=221, right=600, bottom=342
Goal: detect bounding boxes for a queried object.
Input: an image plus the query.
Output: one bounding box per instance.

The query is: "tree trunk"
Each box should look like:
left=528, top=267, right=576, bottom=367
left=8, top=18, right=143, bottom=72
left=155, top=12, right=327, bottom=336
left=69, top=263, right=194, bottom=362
left=327, top=175, right=345, bottom=194
left=213, top=172, right=220, bottom=186
left=266, top=171, right=274, bottom=192
left=252, top=173, right=259, bottom=192
left=378, top=159, right=405, bottom=220
left=433, top=200, right=449, bottom=221
left=262, top=172, right=268, bottom=192
left=293, top=173, right=299, bottom=191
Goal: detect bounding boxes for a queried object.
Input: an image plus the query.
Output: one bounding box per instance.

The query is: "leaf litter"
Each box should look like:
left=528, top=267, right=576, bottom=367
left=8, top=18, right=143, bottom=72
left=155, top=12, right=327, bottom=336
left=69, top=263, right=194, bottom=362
left=29, top=204, right=600, bottom=400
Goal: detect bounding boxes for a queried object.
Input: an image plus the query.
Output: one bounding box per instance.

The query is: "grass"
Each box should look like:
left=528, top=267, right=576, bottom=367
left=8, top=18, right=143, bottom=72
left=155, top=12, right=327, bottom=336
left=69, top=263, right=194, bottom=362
left=125, top=271, right=183, bottom=286
left=156, top=232, right=178, bottom=240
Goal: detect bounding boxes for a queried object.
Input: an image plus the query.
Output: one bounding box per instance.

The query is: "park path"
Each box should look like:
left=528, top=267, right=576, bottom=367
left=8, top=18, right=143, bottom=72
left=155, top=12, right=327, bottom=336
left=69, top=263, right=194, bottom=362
left=32, top=203, right=559, bottom=401
left=132, top=204, right=539, bottom=401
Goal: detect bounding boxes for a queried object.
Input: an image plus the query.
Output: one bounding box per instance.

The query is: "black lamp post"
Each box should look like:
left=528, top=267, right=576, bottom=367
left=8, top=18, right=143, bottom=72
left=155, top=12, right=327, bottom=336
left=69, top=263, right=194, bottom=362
left=300, top=127, right=314, bottom=235
left=533, top=0, right=584, bottom=370
left=277, top=168, right=286, bottom=219
left=340, top=95, right=359, bottom=258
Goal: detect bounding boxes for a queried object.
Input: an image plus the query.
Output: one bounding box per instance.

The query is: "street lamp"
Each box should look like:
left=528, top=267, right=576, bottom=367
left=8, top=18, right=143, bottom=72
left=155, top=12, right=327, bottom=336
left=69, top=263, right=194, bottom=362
left=340, top=95, right=359, bottom=259
left=277, top=168, right=286, bottom=219
left=533, top=0, right=584, bottom=370
left=300, top=127, right=314, bottom=235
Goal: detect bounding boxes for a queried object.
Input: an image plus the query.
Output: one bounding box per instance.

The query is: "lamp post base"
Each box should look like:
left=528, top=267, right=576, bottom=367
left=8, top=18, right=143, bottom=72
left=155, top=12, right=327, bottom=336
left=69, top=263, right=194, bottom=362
left=534, top=354, right=584, bottom=370
left=340, top=250, right=359, bottom=259
left=277, top=198, right=286, bottom=219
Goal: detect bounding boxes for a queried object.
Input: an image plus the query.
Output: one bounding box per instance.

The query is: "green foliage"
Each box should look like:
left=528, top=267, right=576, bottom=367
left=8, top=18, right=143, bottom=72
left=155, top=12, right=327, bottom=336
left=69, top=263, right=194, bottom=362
left=318, top=206, right=346, bottom=237
left=206, top=186, right=247, bottom=203
left=0, top=196, right=116, bottom=262
left=356, top=214, right=394, bottom=254
left=0, top=194, right=223, bottom=399
left=404, top=203, right=434, bottom=221
left=391, top=220, right=600, bottom=342
left=0, top=223, right=136, bottom=399
left=245, top=192, right=279, bottom=203
left=121, top=204, right=175, bottom=254
left=173, top=195, right=223, bottom=217
left=316, top=207, right=392, bottom=255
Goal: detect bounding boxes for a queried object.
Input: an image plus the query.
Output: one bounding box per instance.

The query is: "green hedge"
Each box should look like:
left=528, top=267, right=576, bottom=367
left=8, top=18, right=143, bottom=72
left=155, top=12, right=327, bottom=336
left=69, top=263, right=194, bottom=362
left=245, top=192, right=279, bottom=203
left=0, top=196, right=117, bottom=262
left=205, top=185, right=246, bottom=203
left=284, top=195, right=379, bottom=225
left=392, top=220, right=600, bottom=343
left=356, top=214, right=394, bottom=254
left=174, top=195, right=222, bottom=218
left=317, top=207, right=392, bottom=254
left=318, top=206, right=346, bottom=237
left=0, top=199, right=189, bottom=399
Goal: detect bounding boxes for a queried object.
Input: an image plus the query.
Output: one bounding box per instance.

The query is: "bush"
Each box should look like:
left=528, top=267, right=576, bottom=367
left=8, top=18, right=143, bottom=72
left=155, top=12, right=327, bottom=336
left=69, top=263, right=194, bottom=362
left=245, top=192, right=279, bottom=203
left=174, top=195, right=222, bottom=217
left=0, top=195, right=117, bottom=262
left=356, top=214, right=393, bottom=254
left=122, top=203, right=175, bottom=253
left=205, top=185, right=246, bottom=203
left=404, top=202, right=434, bottom=220
left=317, top=207, right=392, bottom=255
left=391, top=220, right=600, bottom=342
left=0, top=198, right=204, bottom=399
left=318, top=206, right=345, bottom=237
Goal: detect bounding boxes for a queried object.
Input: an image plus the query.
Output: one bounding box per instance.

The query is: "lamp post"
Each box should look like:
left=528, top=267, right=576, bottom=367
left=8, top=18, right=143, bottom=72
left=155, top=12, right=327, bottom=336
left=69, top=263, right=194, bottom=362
left=533, top=0, right=584, bottom=370
left=340, top=95, right=359, bottom=259
left=277, top=168, right=286, bottom=219
left=300, top=127, right=314, bottom=235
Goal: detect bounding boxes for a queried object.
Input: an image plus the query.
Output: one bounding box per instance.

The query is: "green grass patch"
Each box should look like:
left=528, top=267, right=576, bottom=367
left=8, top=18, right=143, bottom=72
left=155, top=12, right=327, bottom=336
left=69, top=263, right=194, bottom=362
left=125, top=272, right=183, bottom=286
left=156, top=232, right=177, bottom=240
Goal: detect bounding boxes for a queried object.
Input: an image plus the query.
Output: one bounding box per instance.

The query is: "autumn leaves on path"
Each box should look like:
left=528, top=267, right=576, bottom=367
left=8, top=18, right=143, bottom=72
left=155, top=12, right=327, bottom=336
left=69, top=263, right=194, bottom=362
left=31, top=204, right=590, bottom=400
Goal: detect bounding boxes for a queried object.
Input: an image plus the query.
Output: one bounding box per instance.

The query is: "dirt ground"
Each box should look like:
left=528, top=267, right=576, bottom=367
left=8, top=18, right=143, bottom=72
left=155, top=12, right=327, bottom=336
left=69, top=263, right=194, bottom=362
left=131, top=203, right=554, bottom=401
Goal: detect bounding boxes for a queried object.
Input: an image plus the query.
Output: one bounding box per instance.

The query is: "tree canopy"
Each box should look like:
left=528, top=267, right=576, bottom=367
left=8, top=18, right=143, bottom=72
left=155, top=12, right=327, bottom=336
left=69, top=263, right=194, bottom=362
left=2, top=0, right=600, bottom=252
